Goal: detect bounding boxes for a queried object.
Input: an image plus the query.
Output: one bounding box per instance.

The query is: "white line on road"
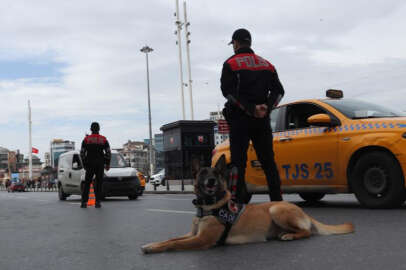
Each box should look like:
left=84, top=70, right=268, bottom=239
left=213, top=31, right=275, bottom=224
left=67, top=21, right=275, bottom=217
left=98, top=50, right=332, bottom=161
left=147, top=209, right=194, bottom=214
left=144, top=196, right=192, bottom=201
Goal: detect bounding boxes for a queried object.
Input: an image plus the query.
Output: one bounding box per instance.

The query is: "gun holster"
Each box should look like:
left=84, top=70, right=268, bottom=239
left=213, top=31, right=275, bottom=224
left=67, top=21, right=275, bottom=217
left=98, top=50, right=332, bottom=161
left=222, top=102, right=234, bottom=123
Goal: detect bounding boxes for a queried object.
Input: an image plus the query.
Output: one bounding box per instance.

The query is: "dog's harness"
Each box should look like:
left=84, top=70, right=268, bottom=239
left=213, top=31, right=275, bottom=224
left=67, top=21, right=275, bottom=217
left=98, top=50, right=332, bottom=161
left=195, top=201, right=245, bottom=246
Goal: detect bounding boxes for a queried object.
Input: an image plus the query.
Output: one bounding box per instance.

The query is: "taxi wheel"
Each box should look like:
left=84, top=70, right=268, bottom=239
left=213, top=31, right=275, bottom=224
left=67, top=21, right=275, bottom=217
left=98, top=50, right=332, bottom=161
left=299, top=193, right=325, bottom=203
left=351, top=151, right=406, bottom=208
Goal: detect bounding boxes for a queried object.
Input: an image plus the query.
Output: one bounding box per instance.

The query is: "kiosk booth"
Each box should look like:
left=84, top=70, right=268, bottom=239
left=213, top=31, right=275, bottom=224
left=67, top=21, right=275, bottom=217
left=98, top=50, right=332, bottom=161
left=160, top=120, right=216, bottom=181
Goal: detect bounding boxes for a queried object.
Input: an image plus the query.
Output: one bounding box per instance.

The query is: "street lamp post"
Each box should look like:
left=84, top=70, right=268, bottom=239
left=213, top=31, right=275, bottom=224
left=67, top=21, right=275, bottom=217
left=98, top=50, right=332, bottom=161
left=140, top=45, right=154, bottom=179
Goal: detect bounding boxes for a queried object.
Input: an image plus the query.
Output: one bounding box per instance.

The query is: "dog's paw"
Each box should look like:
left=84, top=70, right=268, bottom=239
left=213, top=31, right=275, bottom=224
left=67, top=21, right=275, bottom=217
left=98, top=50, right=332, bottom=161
left=278, top=233, right=294, bottom=241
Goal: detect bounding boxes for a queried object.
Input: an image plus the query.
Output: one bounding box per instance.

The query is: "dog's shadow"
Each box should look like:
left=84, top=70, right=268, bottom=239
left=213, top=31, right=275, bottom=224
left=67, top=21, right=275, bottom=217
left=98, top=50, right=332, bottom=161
left=292, top=200, right=406, bottom=209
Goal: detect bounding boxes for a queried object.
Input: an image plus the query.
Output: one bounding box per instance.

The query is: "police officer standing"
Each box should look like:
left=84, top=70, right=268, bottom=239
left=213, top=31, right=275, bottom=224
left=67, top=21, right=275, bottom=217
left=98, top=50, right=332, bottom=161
left=221, top=28, right=285, bottom=203
left=80, top=122, right=111, bottom=208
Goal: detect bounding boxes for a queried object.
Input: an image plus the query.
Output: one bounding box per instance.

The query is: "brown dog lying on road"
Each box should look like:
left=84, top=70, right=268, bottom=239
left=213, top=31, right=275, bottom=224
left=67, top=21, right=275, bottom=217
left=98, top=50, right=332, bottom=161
left=141, top=161, right=354, bottom=254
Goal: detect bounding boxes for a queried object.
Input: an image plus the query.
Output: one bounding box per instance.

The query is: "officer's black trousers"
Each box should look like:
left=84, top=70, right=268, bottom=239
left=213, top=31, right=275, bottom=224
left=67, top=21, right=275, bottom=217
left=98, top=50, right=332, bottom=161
left=229, top=115, right=282, bottom=203
left=81, top=165, right=104, bottom=203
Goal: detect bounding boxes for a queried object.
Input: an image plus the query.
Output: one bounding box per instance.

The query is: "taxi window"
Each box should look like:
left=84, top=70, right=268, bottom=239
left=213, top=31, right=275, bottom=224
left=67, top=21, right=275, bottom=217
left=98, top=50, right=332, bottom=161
left=285, top=103, right=327, bottom=130
left=270, top=107, right=282, bottom=131
left=323, top=99, right=405, bottom=119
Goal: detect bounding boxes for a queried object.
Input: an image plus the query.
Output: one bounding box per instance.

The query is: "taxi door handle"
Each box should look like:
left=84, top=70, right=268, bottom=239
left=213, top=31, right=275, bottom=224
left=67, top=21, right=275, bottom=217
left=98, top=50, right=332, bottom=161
left=279, top=137, right=293, bottom=142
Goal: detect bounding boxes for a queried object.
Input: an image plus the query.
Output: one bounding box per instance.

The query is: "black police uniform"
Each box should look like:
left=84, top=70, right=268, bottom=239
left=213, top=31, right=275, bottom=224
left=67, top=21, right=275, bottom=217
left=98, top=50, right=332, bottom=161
left=80, top=132, right=111, bottom=205
left=221, top=47, right=285, bottom=203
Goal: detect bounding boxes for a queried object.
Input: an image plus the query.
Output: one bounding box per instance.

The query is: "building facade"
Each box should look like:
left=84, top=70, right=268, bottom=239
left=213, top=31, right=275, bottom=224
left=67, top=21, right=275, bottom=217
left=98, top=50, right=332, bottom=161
left=50, top=139, right=75, bottom=168
left=0, top=147, right=41, bottom=183
left=44, top=152, right=51, bottom=168
left=154, top=133, right=164, bottom=172
left=209, top=111, right=230, bottom=145
left=118, top=140, right=149, bottom=174
left=19, top=155, right=42, bottom=181
left=0, top=147, right=9, bottom=171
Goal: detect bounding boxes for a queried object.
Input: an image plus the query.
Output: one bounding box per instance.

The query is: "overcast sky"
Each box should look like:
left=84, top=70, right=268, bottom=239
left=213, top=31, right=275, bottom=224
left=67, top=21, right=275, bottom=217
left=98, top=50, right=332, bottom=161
left=1, top=0, right=406, bottom=158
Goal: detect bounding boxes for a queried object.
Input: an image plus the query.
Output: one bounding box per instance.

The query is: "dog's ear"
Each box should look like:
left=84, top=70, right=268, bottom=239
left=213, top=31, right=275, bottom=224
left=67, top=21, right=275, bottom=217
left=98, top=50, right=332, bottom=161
left=214, top=156, right=227, bottom=177
left=191, top=158, right=201, bottom=179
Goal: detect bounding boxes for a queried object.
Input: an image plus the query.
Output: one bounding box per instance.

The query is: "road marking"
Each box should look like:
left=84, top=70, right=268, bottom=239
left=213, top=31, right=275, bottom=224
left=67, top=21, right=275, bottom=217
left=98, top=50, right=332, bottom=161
left=144, top=197, right=191, bottom=201
left=147, top=209, right=194, bottom=214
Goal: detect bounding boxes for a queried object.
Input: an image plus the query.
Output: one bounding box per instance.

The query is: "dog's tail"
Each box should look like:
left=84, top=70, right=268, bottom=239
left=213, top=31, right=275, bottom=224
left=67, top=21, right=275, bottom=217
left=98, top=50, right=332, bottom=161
left=310, top=217, right=354, bottom=235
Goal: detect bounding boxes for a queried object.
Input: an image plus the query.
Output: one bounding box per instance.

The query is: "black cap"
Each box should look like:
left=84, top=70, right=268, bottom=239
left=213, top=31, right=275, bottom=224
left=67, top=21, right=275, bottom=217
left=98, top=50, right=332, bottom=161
left=228, top=28, right=252, bottom=45
left=90, top=122, right=100, bottom=133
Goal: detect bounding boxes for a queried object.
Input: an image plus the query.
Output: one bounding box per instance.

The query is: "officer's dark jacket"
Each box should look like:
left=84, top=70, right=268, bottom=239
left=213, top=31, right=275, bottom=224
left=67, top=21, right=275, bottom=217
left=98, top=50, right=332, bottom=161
left=221, top=47, right=285, bottom=117
left=80, top=133, right=111, bottom=168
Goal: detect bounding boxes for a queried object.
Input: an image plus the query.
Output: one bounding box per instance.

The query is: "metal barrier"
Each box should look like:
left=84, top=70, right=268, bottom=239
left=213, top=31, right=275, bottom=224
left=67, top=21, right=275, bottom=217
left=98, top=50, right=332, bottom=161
left=0, top=185, right=58, bottom=192
left=0, top=181, right=194, bottom=193
left=148, top=179, right=194, bottom=193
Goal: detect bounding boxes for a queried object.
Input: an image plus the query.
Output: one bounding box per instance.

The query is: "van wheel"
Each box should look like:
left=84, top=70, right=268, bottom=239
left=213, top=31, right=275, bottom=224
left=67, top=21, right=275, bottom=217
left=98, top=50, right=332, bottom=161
left=128, top=194, right=138, bottom=200
left=58, top=185, right=67, bottom=201
left=299, top=193, right=325, bottom=203
left=351, top=151, right=406, bottom=208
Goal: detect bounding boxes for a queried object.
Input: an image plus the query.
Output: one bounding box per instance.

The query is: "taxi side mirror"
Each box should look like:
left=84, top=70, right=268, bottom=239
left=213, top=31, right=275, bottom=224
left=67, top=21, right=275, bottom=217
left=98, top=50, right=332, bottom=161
left=307, top=113, right=338, bottom=127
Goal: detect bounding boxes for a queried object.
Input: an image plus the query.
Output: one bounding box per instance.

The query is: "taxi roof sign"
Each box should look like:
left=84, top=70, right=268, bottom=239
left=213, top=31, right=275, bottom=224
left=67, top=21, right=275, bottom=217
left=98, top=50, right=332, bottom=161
left=326, top=89, right=343, bottom=99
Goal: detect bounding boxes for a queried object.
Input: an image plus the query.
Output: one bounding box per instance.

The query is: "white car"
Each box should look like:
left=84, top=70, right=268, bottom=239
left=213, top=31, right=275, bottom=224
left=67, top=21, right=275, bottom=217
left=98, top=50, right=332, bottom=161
left=150, top=169, right=166, bottom=187
left=57, top=150, right=142, bottom=200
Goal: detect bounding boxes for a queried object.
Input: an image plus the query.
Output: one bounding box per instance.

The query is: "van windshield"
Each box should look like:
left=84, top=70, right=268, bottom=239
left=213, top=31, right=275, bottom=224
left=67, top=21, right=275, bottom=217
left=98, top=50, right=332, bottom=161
left=110, top=153, right=127, bottom=168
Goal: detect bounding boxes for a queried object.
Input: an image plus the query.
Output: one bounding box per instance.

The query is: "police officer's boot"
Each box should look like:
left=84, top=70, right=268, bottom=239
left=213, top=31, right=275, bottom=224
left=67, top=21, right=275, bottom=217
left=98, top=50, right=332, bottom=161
left=269, top=188, right=283, bottom=201
left=236, top=178, right=251, bottom=204
left=95, top=201, right=102, bottom=208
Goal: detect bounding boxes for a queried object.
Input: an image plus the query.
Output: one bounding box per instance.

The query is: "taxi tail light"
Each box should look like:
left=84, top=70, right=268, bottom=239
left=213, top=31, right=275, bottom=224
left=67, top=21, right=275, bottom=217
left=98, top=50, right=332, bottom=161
left=212, top=148, right=217, bottom=156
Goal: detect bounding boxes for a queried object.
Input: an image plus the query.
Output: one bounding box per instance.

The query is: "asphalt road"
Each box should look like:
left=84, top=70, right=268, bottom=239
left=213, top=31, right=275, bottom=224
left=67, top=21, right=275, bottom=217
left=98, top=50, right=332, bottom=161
left=1, top=191, right=406, bottom=270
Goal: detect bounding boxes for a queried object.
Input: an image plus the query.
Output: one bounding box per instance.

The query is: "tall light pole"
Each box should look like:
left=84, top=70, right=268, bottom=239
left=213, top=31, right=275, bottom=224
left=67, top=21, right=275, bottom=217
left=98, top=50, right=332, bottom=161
left=140, top=45, right=154, bottom=178
left=175, top=0, right=186, bottom=119
left=183, top=0, right=194, bottom=120
left=28, top=100, right=32, bottom=181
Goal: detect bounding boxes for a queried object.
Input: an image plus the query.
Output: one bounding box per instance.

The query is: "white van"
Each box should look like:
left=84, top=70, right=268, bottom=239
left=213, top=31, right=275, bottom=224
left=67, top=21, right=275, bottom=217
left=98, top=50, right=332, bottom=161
left=57, top=150, right=141, bottom=200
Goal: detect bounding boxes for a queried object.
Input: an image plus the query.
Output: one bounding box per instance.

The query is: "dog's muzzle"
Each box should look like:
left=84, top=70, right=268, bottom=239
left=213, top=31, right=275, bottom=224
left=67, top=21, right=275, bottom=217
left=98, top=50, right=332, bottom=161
left=193, top=189, right=226, bottom=206
left=203, top=177, right=218, bottom=196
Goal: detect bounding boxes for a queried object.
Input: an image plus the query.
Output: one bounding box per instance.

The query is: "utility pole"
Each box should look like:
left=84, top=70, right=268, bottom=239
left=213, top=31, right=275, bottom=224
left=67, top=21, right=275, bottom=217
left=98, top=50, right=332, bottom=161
left=175, top=0, right=186, bottom=120
left=140, top=45, right=154, bottom=177
left=183, top=0, right=194, bottom=120
left=28, top=100, right=32, bottom=181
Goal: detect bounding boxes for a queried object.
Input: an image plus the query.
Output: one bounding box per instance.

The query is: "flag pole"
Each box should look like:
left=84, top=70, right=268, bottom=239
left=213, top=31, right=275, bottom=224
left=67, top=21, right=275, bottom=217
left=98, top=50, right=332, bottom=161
left=175, top=0, right=186, bottom=120
left=183, top=0, right=194, bottom=120
left=28, top=100, right=32, bottom=181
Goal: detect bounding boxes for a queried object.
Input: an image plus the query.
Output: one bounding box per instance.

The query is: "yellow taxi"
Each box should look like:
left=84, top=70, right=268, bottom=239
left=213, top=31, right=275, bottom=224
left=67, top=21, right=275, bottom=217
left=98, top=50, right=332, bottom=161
left=136, top=170, right=146, bottom=196
left=212, top=90, right=406, bottom=208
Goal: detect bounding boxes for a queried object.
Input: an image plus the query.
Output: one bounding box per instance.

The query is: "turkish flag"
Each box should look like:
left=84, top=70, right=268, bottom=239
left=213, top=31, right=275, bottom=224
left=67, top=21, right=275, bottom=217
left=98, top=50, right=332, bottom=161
left=32, top=147, right=39, bottom=154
